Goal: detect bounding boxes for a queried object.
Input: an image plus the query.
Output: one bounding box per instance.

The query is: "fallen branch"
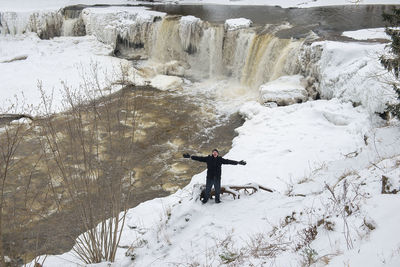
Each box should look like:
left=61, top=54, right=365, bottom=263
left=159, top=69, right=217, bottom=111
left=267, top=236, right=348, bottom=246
left=194, top=183, right=274, bottom=200
left=0, top=55, right=28, bottom=63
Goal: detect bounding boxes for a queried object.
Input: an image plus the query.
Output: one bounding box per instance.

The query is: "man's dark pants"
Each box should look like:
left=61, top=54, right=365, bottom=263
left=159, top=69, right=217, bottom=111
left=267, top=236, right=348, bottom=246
left=203, top=176, right=221, bottom=203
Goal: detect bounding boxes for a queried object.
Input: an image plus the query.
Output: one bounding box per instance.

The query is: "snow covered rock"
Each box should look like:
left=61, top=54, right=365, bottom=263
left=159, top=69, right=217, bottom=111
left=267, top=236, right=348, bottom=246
left=157, top=60, right=189, bottom=77
left=179, top=15, right=203, bottom=54
left=150, top=74, right=183, bottom=91
left=0, top=10, right=63, bottom=38
left=341, top=28, right=391, bottom=41
left=312, top=41, right=397, bottom=114
left=259, top=75, right=308, bottom=106
left=137, top=60, right=189, bottom=79
left=224, top=18, right=252, bottom=31
left=81, top=7, right=165, bottom=49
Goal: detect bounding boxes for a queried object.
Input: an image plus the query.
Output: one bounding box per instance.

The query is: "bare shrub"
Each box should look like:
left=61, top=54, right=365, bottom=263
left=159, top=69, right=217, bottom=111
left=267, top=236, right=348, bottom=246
left=295, top=226, right=318, bottom=252
left=317, top=218, right=335, bottom=231
left=215, top=230, right=243, bottom=266
left=299, top=247, right=318, bottom=267
left=325, top=180, right=355, bottom=249
left=0, top=103, right=43, bottom=265
left=35, top=64, right=138, bottom=263
left=155, top=205, right=172, bottom=245
left=335, top=170, right=359, bottom=187
left=246, top=232, right=289, bottom=259
left=125, top=237, right=148, bottom=261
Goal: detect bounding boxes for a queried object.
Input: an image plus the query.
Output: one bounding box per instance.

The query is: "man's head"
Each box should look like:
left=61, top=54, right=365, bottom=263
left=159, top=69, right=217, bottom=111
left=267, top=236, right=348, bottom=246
left=212, top=149, right=219, bottom=157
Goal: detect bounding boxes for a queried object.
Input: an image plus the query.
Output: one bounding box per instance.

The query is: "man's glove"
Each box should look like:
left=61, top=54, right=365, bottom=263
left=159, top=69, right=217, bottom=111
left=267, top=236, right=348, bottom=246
left=183, top=153, right=191, bottom=158
left=238, top=160, right=247, bottom=165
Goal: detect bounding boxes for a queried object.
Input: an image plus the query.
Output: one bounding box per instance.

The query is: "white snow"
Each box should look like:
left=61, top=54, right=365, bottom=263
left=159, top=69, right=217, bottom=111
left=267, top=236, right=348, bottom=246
left=224, top=18, right=253, bottom=31
left=259, top=75, right=308, bottom=105
left=0, top=33, right=135, bottom=113
left=0, top=0, right=131, bottom=12
left=180, top=15, right=201, bottom=24
left=313, top=41, right=397, bottom=114
left=342, top=28, right=391, bottom=40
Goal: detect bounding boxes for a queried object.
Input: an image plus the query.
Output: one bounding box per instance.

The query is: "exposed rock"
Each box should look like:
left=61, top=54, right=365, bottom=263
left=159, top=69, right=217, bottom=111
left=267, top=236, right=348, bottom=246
left=381, top=175, right=399, bottom=194
left=0, top=114, right=33, bottom=125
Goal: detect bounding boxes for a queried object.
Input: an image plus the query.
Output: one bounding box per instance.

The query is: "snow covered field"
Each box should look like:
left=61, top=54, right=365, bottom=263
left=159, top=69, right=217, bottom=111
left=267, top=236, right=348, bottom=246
left=1, top=0, right=400, bottom=266
left=0, top=33, right=135, bottom=113
left=0, top=0, right=131, bottom=12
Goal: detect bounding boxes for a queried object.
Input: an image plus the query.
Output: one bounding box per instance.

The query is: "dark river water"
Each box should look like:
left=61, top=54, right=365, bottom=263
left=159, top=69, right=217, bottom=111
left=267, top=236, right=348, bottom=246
left=149, top=4, right=399, bottom=38
left=64, top=4, right=400, bottom=38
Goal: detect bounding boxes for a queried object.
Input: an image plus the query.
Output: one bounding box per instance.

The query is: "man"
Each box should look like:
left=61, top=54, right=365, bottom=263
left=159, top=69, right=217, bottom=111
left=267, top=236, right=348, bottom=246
left=183, top=149, right=246, bottom=204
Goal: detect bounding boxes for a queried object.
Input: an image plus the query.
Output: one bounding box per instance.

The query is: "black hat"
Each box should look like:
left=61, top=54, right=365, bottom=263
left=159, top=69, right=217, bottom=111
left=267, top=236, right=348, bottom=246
left=212, top=149, right=219, bottom=153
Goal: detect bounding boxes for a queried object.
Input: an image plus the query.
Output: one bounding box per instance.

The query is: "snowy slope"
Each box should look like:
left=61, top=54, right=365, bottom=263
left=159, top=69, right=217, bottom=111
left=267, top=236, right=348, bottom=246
left=33, top=99, right=400, bottom=267
left=0, top=33, right=135, bottom=114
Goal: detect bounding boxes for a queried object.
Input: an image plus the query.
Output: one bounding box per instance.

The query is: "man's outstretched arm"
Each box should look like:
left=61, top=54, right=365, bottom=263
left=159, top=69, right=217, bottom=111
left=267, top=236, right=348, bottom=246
left=221, top=158, right=246, bottom=165
left=183, top=153, right=207, bottom=162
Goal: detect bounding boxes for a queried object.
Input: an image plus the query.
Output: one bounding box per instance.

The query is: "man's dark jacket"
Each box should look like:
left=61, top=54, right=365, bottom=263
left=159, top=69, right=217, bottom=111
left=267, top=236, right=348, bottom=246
left=191, top=155, right=239, bottom=179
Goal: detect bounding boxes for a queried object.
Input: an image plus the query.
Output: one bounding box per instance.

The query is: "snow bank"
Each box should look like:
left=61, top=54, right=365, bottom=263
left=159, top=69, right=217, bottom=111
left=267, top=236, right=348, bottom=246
left=0, top=34, right=134, bottom=113
left=259, top=75, right=308, bottom=106
left=0, top=0, right=131, bottom=12
left=0, top=0, right=69, bottom=12
left=342, top=28, right=391, bottom=40
left=313, top=41, right=397, bottom=114
left=114, top=100, right=399, bottom=266
left=224, top=18, right=253, bottom=31
left=232, top=99, right=373, bottom=191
